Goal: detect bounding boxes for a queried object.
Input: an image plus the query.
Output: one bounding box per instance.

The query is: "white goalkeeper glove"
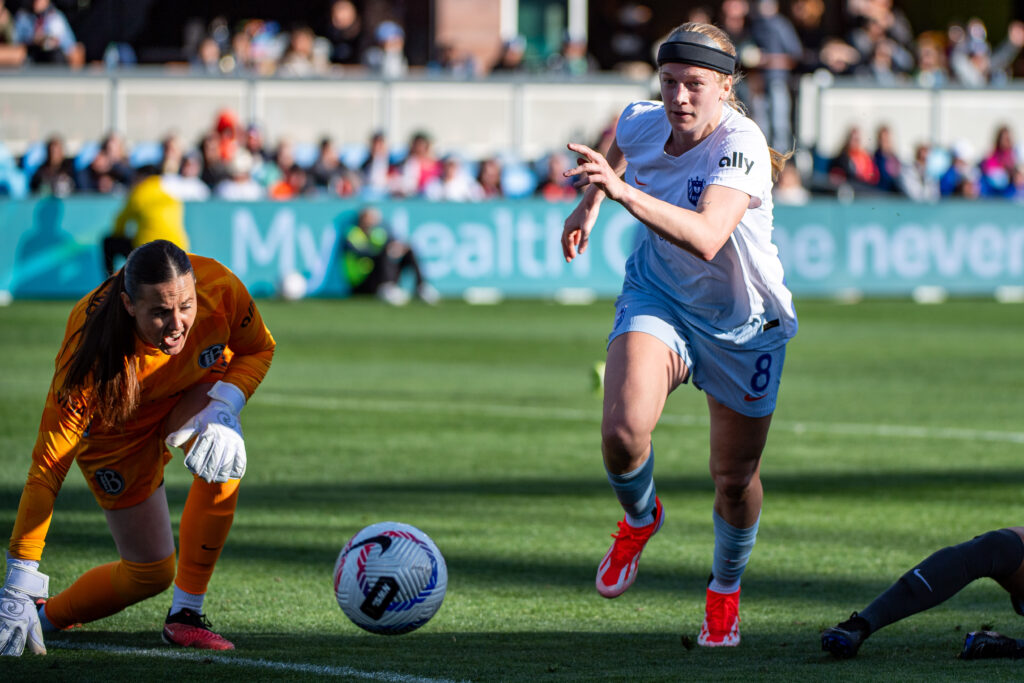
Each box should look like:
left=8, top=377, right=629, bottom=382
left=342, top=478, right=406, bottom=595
left=166, top=380, right=247, bottom=484
left=0, top=557, right=49, bottom=656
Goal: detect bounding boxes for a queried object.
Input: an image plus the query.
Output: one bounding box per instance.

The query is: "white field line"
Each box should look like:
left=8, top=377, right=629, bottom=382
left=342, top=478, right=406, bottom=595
left=257, top=392, right=1024, bottom=445
left=48, top=641, right=468, bottom=683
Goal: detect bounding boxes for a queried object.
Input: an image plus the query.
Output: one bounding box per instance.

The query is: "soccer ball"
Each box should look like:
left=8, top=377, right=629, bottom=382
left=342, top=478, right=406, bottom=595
left=279, top=271, right=307, bottom=301
left=333, top=521, right=447, bottom=635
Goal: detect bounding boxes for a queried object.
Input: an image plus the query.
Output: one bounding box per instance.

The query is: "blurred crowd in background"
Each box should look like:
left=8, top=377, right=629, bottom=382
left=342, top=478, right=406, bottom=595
left=1, top=0, right=1024, bottom=204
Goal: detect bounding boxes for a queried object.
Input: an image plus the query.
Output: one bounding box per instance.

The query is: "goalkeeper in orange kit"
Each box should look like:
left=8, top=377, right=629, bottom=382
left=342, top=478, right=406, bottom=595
left=0, top=240, right=275, bottom=656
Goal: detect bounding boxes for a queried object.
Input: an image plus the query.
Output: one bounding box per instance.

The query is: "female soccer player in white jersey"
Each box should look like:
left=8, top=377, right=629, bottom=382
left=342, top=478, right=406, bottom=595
left=560, top=22, right=797, bottom=647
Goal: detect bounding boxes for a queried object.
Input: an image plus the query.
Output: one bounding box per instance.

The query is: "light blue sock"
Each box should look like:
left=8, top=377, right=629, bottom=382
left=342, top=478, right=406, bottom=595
left=709, top=509, right=760, bottom=594
left=170, top=584, right=205, bottom=615
left=606, top=447, right=657, bottom=527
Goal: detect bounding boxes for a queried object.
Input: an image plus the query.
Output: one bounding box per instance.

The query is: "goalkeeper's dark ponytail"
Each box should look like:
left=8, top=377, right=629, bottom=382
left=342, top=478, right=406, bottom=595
left=59, top=240, right=192, bottom=426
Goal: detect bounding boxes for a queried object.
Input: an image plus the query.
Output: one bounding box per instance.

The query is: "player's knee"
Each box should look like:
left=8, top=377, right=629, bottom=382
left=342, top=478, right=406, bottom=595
left=711, top=471, right=757, bottom=503
left=116, top=554, right=176, bottom=602
left=600, top=419, right=650, bottom=465
left=960, top=529, right=1024, bottom=580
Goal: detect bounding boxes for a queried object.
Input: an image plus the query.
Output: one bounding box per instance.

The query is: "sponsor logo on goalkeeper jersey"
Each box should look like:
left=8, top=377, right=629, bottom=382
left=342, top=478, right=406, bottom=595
left=198, top=343, right=226, bottom=368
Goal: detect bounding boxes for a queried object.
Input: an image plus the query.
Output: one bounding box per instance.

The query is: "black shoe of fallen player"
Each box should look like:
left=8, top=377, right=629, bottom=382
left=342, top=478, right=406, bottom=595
left=960, top=630, right=1024, bottom=660
left=822, top=612, right=870, bottom=659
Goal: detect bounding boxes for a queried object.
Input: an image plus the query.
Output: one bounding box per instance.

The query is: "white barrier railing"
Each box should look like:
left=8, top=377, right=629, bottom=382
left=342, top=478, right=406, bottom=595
left=0, top=68, right=651, bottom=160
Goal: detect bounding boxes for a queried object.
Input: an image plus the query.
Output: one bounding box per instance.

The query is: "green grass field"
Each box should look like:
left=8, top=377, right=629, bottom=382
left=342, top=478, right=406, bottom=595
left=2, top=297, right=1023, bottom=681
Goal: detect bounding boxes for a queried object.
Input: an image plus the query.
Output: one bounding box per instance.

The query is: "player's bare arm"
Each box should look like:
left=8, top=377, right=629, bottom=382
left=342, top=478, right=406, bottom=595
left=560, top=140, right=627, bottom=262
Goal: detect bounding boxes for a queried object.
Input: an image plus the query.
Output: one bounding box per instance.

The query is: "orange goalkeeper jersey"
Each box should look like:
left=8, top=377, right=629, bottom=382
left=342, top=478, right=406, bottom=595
left=10, top=255, right=276, bottom=560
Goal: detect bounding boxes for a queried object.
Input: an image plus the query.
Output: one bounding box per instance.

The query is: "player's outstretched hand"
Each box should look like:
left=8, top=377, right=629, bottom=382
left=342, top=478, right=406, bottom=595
left=0, top=561, right=49, bottom=656
left=564, top=143, right=628, bottom=202
left=167, top=381, right=247, bottom=483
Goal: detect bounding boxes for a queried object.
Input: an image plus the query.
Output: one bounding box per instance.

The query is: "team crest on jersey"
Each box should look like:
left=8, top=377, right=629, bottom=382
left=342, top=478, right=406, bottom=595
left=198, top=343, right=226, bottom=368
left=94, top=469, right=125, bottom=495
left=687, top=177, right=706, bottom=205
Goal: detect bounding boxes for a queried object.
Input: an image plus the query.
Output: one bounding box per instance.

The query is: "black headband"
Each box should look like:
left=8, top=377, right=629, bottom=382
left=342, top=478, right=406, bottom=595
left=657, top=35, right=736, bottom=74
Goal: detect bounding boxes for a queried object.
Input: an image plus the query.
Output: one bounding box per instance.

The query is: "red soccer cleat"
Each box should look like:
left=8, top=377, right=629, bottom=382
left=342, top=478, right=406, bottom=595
left=162, top=608, right=235, bottom=651
left=595, top=497, right=665, bottom=598
left=698, top=585, right=741, bottom=647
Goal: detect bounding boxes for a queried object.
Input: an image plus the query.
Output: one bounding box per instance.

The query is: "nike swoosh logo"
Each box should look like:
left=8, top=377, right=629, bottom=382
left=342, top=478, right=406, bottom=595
left=634, top=173, right=647, bottom=186
left=743, top=394, right=767, bottom=402
left=913, top=568, right=933, bottom=592
left=347, top=535, right=393, bottom=555
left=201, top=544, right=221, bottom=551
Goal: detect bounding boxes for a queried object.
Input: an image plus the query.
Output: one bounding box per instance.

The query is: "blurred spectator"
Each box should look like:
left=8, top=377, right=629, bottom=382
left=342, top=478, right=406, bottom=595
left=607, top=2, right=655, bottom=73
left=13, top=0, right=80, bottom=66
left=104, top=165, right=190, bottom=274
left=534, top=152, right=579, bottom=201
left=360, top=130, right=395, bottom=197
left=913, top=31, right=949, bottom=88
left=772, top=160, right=810, bottom=205
left=394, top=130, right=440, bottom=197
left=855, top=37, right=908, bottom=85
left=214, top=109, right=240, bottom=162
left=29, top=135, right=76, bottom=196
left=310, top=135, right=360, bottom=196
left=749, top=0, right=802, bottom=151
left=0, top=0, right=26, bottom=66
left=239, top=19, right=285, bottom=74
left=161, top=152, right=210, bottom=201
left=546, top=33, right=599, bottom=77
left=427, top=42, right=478, bottom=78
left=269, top=163, right=312, bottom=200
left=224, top=27, right=257, bottom=75
left=828, top=126, right=880, bottom=191
left=262, top=138, right=296, bottom=191
left=198, top=132, right=228, bottom=189
left=325, top=0, right=364, bottom=66
left=789, top=0, right=827, bottom=74
left=160, top=134, right=184, bottom=176
left=191, top=36, right=222, bottom=74
left=310, top=136, right=342, bottom=190
left=424, top=155, right=484, bottom=201
left=845, top=0, right=915, bottom=73
left=341, top=206, right=439, bottom=305
left=719, top=0, right=758, bottom=109
left=872, top=124, right=903, bottom=193
left=939, top=140, right=981, bottom=198
left=242, top=123, right=274, bottom=187
left=278, top=24, right=328, bottom=77
left=475, top=156, right=504, bottom=199
left=363, top=20, right=407, bottom=78
left=76, top=147, right=119, bottom=194
left=818, top=37, right=860, bottom=75
left=214, top=149, right=264, bottom=200
left=949, top=19, right=1024, bottom=86
left=687, top=5, right=714, bottom=25
left=490, top=35, right=527, bottom=74
left=899, top=143, right=940, bottom=202
left=100, top=132, right=133, bottom=187
left=979, top=125, right=1019, bottom=197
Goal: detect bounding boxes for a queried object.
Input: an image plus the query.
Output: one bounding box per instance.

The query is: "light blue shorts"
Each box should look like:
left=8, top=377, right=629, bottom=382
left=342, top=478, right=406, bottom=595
left=607, top=290, right=787, bottom=418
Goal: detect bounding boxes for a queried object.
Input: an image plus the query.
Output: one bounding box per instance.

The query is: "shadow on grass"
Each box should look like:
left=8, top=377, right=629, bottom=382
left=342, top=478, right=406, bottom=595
left=18, top=626, right=1022, bottom=683
left=4, top=465, right=1022, bottom=514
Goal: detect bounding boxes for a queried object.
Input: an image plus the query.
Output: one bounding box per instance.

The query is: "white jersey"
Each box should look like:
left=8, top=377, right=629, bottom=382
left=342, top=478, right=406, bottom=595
left=615, top=100, right=797, bottom=348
